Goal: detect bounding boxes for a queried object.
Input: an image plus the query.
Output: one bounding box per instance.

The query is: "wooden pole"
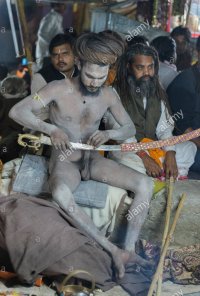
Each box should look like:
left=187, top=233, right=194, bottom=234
left=186, top=0, right=192, bottom=27
left=147, top=193, right=187, bottom=296
left=16, top=0, right=33, bottom=76
left=156, top=177, right=174, bottom=296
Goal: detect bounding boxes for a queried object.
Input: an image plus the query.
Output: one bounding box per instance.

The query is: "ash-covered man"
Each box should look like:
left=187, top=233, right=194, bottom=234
left=108, top=43, right=196, bottom=179
left=9, top=33, right=153, bottom=279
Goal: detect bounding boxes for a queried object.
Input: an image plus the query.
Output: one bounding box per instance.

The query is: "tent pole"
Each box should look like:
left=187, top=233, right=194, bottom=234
left=16, top=0, right=33, bottom=76
left=6, top=0, right=20, bottom=57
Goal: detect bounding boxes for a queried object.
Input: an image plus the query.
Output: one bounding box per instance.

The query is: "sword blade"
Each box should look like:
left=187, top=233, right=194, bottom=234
left=39, top=135, right=121, bottom=151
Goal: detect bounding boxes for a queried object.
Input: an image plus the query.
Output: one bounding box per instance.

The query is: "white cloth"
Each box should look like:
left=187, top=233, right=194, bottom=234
left=153, top=100, right=176, bottom=152
left=81, top=186, right=127, bottom=235
left=36, top=9, right=64, bottom=69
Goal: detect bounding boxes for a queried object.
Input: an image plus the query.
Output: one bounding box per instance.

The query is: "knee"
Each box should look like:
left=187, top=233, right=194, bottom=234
left=134, top=175, right=153, bottom=196
left=50, top=178, right=72, bottom=204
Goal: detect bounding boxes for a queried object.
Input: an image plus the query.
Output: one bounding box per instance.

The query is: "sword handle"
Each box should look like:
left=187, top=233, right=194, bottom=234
left=18, top=134, right=42, bottom=150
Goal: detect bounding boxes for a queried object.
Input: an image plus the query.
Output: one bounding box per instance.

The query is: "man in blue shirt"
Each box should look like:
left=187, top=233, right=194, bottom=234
left=167, top=37, right=200, bottom=173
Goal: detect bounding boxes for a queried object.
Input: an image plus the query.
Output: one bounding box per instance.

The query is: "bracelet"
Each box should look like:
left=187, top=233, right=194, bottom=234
left=137, top=150, right=147, bottom=159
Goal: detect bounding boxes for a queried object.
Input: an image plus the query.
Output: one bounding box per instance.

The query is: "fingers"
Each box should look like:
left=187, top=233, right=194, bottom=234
left=87, top=131, right=106, bottom=147
left=134, top=254, right=153, bottom=269
left=118, top=265, right=125, bottom=279
left=165, top=166, right=178, bottom=179
left=51, top=138, right=70, bottom=151
left=165, top=167, right=170, bottom=179
left=90, top=134, right=101, bottom=146
left=146, top=164, right=162, bottom=178
left=50, top=128, right=70, bottom=151
left=87, top=130, right=99, bottom=145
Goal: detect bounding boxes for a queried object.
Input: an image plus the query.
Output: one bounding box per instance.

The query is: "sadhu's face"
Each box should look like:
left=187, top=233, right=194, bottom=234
left=129, top=54, right=155, bottom=81
left=80, top=62, right=109, bottom=93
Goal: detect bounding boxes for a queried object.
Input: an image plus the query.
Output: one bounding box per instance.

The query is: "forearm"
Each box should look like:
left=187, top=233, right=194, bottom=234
left=107, top=123, right=135, bottom=141
left=9, top=106, right=56, bottom=136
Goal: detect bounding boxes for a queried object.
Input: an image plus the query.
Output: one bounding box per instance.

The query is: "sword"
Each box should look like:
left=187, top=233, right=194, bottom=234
left=18, top=133, right=120, bottom=151
left=18, top=128, right=200, bottom=152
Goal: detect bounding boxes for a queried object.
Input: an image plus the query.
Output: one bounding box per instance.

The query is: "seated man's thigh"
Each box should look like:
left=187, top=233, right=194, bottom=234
left=49, top=160, right=81, bottom=192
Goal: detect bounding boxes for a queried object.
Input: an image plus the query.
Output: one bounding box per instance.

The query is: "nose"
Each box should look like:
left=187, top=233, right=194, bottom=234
left=143, top=67, right=150, bottom=76
left=90, top=79, right=98, bottom=87
left=58, top=53, right=63, bottom=62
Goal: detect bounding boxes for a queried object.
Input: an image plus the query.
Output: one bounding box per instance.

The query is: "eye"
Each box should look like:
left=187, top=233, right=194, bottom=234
left=148, top=65, right=154, bottom=70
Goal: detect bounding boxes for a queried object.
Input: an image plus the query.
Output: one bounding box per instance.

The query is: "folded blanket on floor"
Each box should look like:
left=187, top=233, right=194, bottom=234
left=12, top=154, right=108, bottom=208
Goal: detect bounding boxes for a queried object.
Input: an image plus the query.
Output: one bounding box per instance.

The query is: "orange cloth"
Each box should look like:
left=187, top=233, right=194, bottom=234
left=105, top=68, right=117, bottom=86
left=140, top=138, right=166, bottom=168
left=16, top=67, right=28, bottom=78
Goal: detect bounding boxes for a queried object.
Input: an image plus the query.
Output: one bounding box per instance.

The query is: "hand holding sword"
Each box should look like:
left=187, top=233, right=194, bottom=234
left=18, top=128, right=200, bottom=152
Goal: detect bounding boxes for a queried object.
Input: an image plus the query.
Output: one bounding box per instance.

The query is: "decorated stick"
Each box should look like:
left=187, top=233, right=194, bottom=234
left=121, top=128, right=200, bottom=152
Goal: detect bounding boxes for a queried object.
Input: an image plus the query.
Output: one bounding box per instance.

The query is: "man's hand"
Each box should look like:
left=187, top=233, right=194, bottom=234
left=87, top=130, right=109, bottom=147
left=142, top=154, right=162, bottom=177
left=163, top=151, right=178, bottom=179
left=50, top=127, right=70, bottom=150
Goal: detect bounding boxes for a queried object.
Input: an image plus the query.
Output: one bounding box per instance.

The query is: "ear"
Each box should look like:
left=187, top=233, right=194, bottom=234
left=75, top=58, right=81, bottom=71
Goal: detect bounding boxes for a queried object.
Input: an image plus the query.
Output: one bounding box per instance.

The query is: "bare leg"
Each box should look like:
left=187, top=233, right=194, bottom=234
left=89, top=152, right=153, bottom=251
left=49, top=159, right=129, bottom=278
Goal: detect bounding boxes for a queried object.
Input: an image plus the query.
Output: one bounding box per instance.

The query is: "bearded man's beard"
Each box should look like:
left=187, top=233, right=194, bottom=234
left=79, top=77, right=101, bottom=97
left=128, top=75, right=157, bottom=99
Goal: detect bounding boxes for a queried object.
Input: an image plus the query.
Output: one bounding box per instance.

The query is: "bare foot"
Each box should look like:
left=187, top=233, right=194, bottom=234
left=112, top=248, right=152, bottom=279
left=112, top=248, right=127, bottom=279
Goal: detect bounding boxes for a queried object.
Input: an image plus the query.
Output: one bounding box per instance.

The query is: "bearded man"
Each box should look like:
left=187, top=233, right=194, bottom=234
left=109, top=43, right=196, bottom=179
left=9, top=33, right=153, bottom=279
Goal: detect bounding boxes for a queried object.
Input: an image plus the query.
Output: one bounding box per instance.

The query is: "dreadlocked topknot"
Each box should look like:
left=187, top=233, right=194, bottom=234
left=115, top=43, right=170, bottom=113
left=75, top=32, right=124, bottom=66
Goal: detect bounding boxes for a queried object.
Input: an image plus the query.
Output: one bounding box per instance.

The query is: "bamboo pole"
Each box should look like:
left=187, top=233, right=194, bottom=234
left=6, top=0, right=20, bottom=57
left=16, top=0, right=33, bottom=76
left=147, top=193, right=187, bottom=296
left=156, top=177, right=174, bottom=296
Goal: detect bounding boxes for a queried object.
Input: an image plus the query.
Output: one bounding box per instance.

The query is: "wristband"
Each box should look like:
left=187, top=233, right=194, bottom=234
left=137, top=150, right=147, bottom=159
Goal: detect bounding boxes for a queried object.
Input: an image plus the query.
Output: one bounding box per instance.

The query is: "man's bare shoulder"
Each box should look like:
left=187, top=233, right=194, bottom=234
left=37, top=79, right=72, bottom=98
left=102, top=86, right=121, bottom=104
left=42, top=79, right=68, bottom=90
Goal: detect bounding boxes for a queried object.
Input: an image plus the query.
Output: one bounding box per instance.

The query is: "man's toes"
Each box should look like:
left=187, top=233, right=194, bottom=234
left=134, top=254, right=152, bottom=268
left=118, top=265, right=125, bottom=279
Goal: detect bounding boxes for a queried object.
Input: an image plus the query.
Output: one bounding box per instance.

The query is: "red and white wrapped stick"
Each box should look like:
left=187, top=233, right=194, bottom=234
left=121, top=128, right=200, bottom=152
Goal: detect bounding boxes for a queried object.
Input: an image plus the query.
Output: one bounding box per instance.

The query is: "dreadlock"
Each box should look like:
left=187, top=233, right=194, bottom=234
left=115, top=43, right=171, bottom=115
left=75, top=32, right=124, bottom=66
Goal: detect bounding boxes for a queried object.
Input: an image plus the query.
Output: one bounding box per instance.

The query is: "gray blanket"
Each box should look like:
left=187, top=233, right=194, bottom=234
left=0, top=194, right=150, bottom=295
left=13, top=154, right=108, bottom=208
